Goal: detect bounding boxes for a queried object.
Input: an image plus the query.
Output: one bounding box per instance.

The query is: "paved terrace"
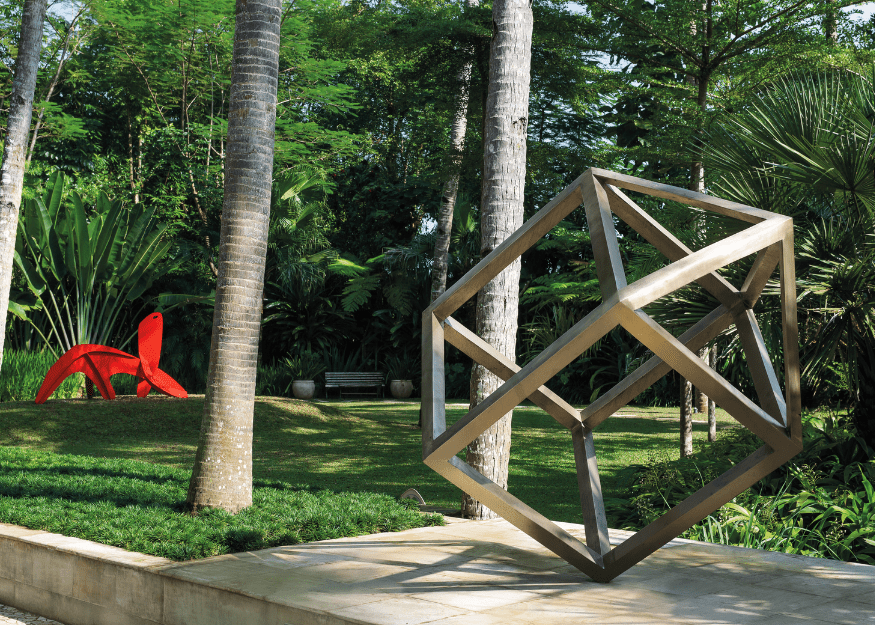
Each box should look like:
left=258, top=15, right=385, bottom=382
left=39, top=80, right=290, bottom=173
left=3, top=518, right=874, bottom=624
left=158, top=518, right=875, bottom=625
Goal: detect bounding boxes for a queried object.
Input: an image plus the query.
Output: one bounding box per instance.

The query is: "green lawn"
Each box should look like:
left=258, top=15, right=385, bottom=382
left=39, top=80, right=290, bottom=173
left=0, top=395, right=739, bottom=525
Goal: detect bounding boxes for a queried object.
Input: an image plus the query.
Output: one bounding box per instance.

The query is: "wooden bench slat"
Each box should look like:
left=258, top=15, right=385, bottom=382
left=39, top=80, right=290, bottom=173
left=324, top=372, right=385, bottom=399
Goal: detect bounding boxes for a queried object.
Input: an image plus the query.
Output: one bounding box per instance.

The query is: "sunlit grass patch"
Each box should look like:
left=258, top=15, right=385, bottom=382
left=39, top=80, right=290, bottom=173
left=0, top=447, right=442, bottom=561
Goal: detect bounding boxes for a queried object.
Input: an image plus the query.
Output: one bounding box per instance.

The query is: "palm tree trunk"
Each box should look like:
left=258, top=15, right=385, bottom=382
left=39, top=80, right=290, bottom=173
left=430, top=0, right=479, bottom=304
left=462, top=0, right=533, bottom=520
left=186, top=0, right=281, bottom=514
left=0, top=0, right=48, bottom=377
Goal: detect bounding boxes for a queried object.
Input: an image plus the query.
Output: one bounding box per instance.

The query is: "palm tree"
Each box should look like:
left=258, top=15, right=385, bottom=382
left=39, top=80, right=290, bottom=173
left=187, top=0, right=283, bottom=513
left=0, top=0, right=48, bottom=375
left=464, top=0, right=533, bottom=520
left=704, top=70, right=875, bottom=449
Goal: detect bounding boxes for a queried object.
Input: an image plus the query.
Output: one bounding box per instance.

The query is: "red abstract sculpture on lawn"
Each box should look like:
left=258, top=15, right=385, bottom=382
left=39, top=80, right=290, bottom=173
left=35, top=313, right=187, bottom=403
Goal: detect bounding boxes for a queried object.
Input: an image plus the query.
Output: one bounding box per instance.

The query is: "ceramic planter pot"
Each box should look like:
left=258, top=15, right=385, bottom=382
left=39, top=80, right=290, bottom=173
left=292, top=379, right=316, bottom=400
left=389, top=379, right=413, bottom=399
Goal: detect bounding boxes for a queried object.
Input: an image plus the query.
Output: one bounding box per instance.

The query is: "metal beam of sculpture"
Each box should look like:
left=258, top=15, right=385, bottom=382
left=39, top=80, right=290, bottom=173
left=35, top=313, right=188, bottom=403
left=421, top=168, right=801, bottom=582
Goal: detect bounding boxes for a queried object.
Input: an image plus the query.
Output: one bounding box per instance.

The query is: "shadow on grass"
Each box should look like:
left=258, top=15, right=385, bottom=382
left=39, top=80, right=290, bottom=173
left=3, top=396, right=737, bottom=523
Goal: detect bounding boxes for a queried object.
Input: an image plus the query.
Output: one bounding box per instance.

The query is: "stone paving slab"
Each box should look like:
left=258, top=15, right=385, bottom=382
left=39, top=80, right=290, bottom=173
left=150, top=518, right=875, bottom=625
left=2, top=517, right=874, bottom=624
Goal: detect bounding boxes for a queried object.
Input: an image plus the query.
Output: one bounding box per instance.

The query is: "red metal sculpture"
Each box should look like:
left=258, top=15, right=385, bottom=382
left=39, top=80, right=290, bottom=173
left=35, top=313, right=187, bottom=403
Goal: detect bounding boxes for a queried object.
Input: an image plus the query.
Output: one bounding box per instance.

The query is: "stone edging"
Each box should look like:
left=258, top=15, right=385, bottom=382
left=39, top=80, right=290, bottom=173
left=0, top=523, right=320, bottom=625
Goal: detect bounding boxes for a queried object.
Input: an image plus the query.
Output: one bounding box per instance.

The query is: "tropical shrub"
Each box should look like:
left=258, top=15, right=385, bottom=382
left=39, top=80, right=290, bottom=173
left=12, top=171, right=180, bottom=356
left=0, top=350, right=82, bottom=402
left=704, top=70, right=875, bottom=447
left=255, top=363, right=292, bottom=397
left=283, top=350, right=326, bottom=382
left=612, top=412, right=875, bottom=565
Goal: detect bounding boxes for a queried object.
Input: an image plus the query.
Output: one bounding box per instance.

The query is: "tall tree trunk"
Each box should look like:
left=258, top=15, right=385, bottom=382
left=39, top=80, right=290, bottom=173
left=824, top=0, right=838, bottom=44
left=462, top=0, right=533, bottom=520
left=680, top=373, right=693, bottom=457
left=430, top=0, right=479, bottom=304
left=690, top=74, right=712, bottom=439
left=26, top=7, right=82, bottom=165
left=681, top=0, right=712, bottom=451
left=0, top=0, right=48, bottom=376
left=707, top=342, right=717, bottom=443
left=695, top=346, right=708, bottom=413
left=186, top=0, right=281, bottom=514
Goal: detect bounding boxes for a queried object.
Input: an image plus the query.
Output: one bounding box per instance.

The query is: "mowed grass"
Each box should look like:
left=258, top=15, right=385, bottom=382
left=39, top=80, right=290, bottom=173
left=0, top=395, right=739, bottom=525
left=0, top=447, right=441, bottom=560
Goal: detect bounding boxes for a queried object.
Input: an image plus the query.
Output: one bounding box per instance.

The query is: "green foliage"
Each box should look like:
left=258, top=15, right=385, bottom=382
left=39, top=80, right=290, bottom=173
left=254, top=364, right=292, bottom=398
left=0, top=350, right=82, bottom=402
left=384, top=350, right=419, bottom=384
left=261, top=279, right=356, bottom=364
left=282, top=350, right=327, bottom=382
left=0, top=447, right=442, bottom=561
left=12, top=171, right=180, bottom=356
left=705, top=69, right=875, bottom=441
left=613, top=413, right=875, bottom=565
left=586, top=0, right=849, bottom=177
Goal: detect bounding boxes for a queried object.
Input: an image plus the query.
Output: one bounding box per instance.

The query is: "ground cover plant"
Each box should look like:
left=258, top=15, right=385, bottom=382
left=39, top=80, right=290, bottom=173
left=0, top=445, right=441, bottom=561
left=614, top=412, right=875, bottom=565
left=0, top=395, right=737, bottom=527
left=2, top=393, right=868, bottom=565
left=0, top=350, right=83, bottom=402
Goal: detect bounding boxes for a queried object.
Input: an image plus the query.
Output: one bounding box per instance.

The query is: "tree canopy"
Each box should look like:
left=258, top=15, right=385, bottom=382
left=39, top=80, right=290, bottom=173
left=1, top=0, right=873, bottom=422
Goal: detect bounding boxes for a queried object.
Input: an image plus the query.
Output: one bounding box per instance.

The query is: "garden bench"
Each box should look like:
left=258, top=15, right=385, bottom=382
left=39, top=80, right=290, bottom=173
left=324, top=372, right=385, bottom=399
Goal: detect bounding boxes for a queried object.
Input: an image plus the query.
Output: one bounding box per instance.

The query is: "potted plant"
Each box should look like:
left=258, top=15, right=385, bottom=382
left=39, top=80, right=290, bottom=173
left=282, top=350, right=326, bottom=400
left=385, top=353, right=417, bottom=399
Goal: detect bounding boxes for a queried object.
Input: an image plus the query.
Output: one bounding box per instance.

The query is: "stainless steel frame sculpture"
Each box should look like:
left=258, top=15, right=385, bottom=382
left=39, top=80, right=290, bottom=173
left=421, top=168, right=801, bottom=582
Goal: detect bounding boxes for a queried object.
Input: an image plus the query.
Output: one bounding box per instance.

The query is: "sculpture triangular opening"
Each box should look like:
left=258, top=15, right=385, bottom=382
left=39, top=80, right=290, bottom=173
left=421, top=168, right=801, bottom=582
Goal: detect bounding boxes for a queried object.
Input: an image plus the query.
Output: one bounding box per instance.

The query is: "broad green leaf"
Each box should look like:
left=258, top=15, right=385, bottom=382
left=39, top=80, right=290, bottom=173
left=6, top=300, right=29, bottom=321
left=94, top=200, right=124, bottom=278
left=42, top=170, right=65, bottom=220
left=12, top=252, right=46, bottom=297
left=33, top=199, right=67, bottom=281
left=71, top=192, right=94, bottom=288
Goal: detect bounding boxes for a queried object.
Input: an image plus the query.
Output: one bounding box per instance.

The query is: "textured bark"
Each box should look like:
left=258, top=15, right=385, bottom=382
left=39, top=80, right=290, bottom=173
left=824, top=0, right=838, bottom=44
left=430, top=0, right=479, bottom=304
left=0, top=0, right=48, bottom=376
left=695, top=346, right=709, bottom=413
left=462, top=0, right=532, bottom=520
left=186, top=0, right=281, bottom=514
left=707, top=343, right=717, bottom=442
left=679, top=376, right=693, bottom=457
left=26, top=7, right=83, bottom=165
left=681, top=44, right=711, bottom=455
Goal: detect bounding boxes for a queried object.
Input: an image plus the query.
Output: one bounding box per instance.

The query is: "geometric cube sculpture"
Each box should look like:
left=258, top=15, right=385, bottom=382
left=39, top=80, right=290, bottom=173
left=35, top=312, right=188, bottom=403
left=421, top=168, right=801, bottom=582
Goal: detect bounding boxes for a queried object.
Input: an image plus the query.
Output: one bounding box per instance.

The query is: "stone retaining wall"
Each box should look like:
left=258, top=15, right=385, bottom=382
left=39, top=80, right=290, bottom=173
left=0, top=523, right=306, bottom=625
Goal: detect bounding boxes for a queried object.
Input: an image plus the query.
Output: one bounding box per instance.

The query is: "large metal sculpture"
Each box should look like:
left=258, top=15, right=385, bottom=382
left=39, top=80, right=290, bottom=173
left=421, top=168, right=801, bottom=582
left=35, top=312, right=187, bottom=403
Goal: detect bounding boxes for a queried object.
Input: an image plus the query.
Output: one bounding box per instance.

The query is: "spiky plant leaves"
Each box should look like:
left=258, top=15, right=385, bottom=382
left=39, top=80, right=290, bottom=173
left=13, top=172, right=181, bottom=355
